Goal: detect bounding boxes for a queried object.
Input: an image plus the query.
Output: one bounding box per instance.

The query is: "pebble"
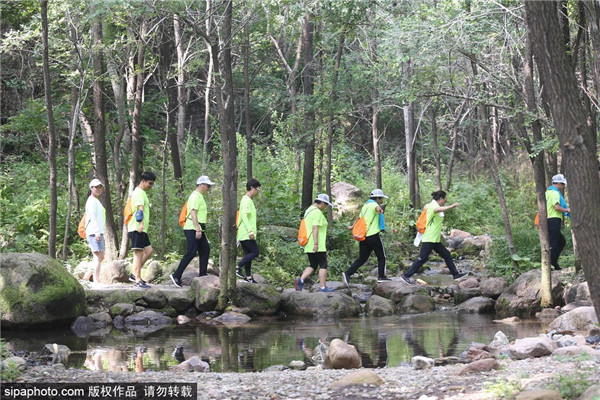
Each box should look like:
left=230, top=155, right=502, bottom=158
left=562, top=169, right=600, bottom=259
left=12, top=354, right=600, bottom=399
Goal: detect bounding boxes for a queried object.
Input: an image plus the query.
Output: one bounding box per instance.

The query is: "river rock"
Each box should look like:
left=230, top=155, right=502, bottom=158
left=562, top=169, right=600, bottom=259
left=108, top=303, right=135, bottom=317
left=170, top=356, right=210, bottom=373
left=495, top=270, right=564, bottom=318
left=411, top=356, right=434, bottom=369
left=99, top=259, right=130, bottom=283
left=124, top=310, right=172, bottom=332
left=456, top=358, right=500, bottom=375
left=144, top=260, right=162, bottom=283
left=480, top=277, right=508, bottom=300
left=0, top=253, right=86, bottom=329
left=331, top=369, right=383, bottom=389
left=562, top=301, right=593, bottom=312
left=398, top=294, right=435, bottom=314
left=552, top=345, right=599, bottom=357
left=464, top=343, right=494, bottom=361
left=458, top=277, right=479, bottom=289
left=289, top=360, right=306, bottom=370
left=192, top=275, right=220, bottom=311
left=457, top=296, right=495, bottom=314
left=547, top=306, right=600, bottom=336
left=3, top=356, right=26, bottom=370
left=454, top=234, right=492, bottom=257
left=324, top=339, right=361, bottom=369
left=488, top=331, right=510, bottom=349
left=580, top=384, right=600, bottom=400
left=140, top=288, right=167, bottom=309
left=234, top=280, right=282, bottom=316
left=365, top=295, right=394, bottom=316
left=536, top=308, right=561, bottom=321
left=212, top=311, right=251, bottom=327
left=281, top=291, right=361, bottom=318
left=165, top=289, right=196, bottom=312
left=374, top=281, right=427, bottom=303
left=453, top=288, right=482, bottom=305
left=509, top=336, right=557, bottom=359
left=563, top=282, right=591, bottom=304
left=515, top=389, right=563, bottom=400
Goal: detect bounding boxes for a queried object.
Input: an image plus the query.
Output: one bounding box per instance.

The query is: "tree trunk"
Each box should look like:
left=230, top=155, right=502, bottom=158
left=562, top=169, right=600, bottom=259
left=202, top=2, right=214, bottom=173
left=404, top=100, right=420, bottom=209
left=211, top=0, right=237, bottom=311
left=525, top=0, right=600, bottom=321
left=91, top=17, right=118, bottom=261
left=173, top=13, right=185, bottom=184
left=372, top=91, right=381, bottom=189
left=41, top=0, right=57, bottom=259
left=430, top=105, right=442, bottom=190
left=300, top=12, right=315, bottom=210
left=243, top=21, right=253, bottom=181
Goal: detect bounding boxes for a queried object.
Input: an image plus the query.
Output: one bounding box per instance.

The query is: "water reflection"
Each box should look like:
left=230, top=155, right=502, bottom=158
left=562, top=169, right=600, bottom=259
left=4, top=312, right=543, bottom=373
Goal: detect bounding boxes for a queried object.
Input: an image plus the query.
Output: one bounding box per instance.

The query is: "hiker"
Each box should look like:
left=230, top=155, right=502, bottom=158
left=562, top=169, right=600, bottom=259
left=236, top=178, right=261, bottom=283
left=400, top=190, right=468, bottom=285
left=295, top=194, right=334, bottom=292
left=170, top=176, right=215, bottom=288
left=128, top=171, right=156, bottom=289
left=83, top=178, right=105, bottom=283
left=546, top=174, right=571, bottom=270
left=342, top=189, right=391, bottom=286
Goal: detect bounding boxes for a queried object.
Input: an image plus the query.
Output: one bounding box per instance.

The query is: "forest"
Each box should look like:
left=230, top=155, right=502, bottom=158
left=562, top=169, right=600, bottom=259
left=1, top=0, right=599, bottom=312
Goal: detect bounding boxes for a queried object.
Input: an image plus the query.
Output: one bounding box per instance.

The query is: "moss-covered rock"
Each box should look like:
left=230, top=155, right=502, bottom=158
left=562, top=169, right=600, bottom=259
left=0, top=253, right=86, bottom=329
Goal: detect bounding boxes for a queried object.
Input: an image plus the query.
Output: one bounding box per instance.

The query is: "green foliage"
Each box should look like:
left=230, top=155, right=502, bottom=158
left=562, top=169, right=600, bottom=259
left=0, top=338, right=21, bottom=382
left=484, top=378, right=522, bottom=398
left=551, top=371, right=592, bottom=399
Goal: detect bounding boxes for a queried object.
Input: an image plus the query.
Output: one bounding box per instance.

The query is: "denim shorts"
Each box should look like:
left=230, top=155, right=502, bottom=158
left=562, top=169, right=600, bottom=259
left=87, top=234, right=105, bottom=253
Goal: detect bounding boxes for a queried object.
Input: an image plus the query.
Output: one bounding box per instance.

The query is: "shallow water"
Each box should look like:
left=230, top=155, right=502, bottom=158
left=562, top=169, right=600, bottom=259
left=3, top=311, right=543, bottom=373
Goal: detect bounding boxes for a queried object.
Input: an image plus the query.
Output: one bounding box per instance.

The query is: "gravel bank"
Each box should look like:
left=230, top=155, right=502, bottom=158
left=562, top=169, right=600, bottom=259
left=15, top=355, right=600, bottom=399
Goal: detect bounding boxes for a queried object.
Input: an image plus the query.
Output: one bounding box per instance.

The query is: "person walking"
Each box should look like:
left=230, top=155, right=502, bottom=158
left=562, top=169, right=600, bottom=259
left=236, top=178, right=261, bottom=283
left=294, top=194, right=334, bottom=292
left=170, top=176, right=215, bottom=288
left=400, top=190, right=468, bottom=285
left=128, top=171, right=156, bottom=289
left=545, top=174, right=570, bottom=270
left=342, top=189, right=391, bottom=286
left=83, top=178, right=105, bottom=284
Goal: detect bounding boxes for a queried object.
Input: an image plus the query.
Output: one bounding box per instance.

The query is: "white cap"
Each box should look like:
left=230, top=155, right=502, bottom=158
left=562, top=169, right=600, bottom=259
left=196, top=176, right=215, bottom=186
left=552, top=174, right=567, bottom=185
left=89, top=178, right=103, bottom=188
left=314, top=193, right=333, bottom=206
left=370, top=189, right=388, bottom=199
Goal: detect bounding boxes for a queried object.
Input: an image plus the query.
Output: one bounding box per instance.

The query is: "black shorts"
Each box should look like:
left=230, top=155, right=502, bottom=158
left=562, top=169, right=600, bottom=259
left=307, top=252, right=327, bottom=269
left=129, top=231, right=151, bottom=250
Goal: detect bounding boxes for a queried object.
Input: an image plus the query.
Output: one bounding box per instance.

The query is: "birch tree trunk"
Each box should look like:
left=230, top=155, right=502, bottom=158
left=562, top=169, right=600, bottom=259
left=300, top=12, right=315, bottom=210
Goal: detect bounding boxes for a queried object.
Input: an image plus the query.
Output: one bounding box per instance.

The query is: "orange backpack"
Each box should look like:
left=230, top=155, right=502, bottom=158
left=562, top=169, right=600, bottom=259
left=351, top=216, right=367, bottom=241
left=236, top=210, right=240, bottom=228
left=297, top=218, right=309, bottom=246
left=534, top=212, right=540, bottom=229
left=178, top=201, right=188, bottom=227
left=77, top=213, right=87, bottom=239
left=123, top=198, right=133, bottom=225
left=416, top=209, right=428, bottom=234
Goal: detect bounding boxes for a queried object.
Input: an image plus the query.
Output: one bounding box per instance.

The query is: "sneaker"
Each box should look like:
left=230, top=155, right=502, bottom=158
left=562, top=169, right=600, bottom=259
left=128, top=273, right=136, bottom=282
left=244, top=277, right=257, bottom=284
left=236, top=269, right=245, bottom=279
left=453, top=271, right=469, bottom=280
left=318, top=287, right=334, bottom=292
left=294, top=278, right=304, bottom=291
left=377, top=276, right=392, bottom=282
left=135, top=280, right=151, bottom=289
left=341, top=272, right=349, bottom=287
left=170, top=274, right=182, bottom=288
left=400, top=275, right=415, bottom=285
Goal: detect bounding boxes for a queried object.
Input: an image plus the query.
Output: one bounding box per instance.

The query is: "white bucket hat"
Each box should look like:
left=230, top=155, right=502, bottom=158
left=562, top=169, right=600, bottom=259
left=314, top=193, right=333, bottom=206
left=89, top=178, right=103, bottom=188
left=196, top=175, right=215, bottom=186
left=552, top=174, right=567, bottom=185
left=370, top=189, right=388, bottom=199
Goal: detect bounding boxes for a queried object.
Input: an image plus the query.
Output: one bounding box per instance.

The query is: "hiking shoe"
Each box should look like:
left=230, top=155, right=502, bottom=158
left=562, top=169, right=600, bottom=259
left=236, top=269, right=245, bottom=279
left=377, top=276, right=392, bottom=282
left=244, top=277, right=257, bottom=283
left=453, top=271, right=469, bottom=280
left=170, top=274, right=182, bottom=288
left=294, top=278, right=304, bottom=291
left=341, top=272, right=349, bottom=287
left=128, top=273, right=136, bottom=282
left=318, top=287, right=334, bottom=292
left=400, top=275, right=415, bottom=285
left=135, top=280, right=151, bottom=289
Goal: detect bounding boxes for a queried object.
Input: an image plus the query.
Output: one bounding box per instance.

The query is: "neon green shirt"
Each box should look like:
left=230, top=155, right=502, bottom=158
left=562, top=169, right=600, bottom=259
left=127, top=187, right=150, bottom=233
left=422, top=200, right=444, bottom=243
left=545, top=190, right=563, bottom=219
left=236, top=194, right=257, bottom=241
left=360, top=201, right=381, bottom=237
left=183, top=191, right=207, bottom=230
left=304, top=205, right=327, bottom=253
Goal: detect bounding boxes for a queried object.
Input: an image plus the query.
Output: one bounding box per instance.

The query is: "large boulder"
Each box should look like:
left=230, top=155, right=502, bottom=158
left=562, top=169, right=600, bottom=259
left=563, top=282, right=591, bottom=304
left=547, top=306, right=599, bottom=336
left=99, top=259, right=130, bottom=283
left=192, top=275, right=220, bottom=311
left=0, top=253, right=86, bottom=329
left=324, top=339, right=361, bottom=369
left=281, top=291, right=361, bottom=318
left=509, top=336, right=557, bottom=359
left=495, top=270, right=564, bottom=318
left=456, top=297, right=495, bottom=314
left=331, top=182, right=363, bottom=214
left=364, top=295, right=394, bottom=316
left=480, top=277, right=508, bottom=300
left=397, top=294, right=435, bottom=314
left=234, top=281, right=282, bottom=316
